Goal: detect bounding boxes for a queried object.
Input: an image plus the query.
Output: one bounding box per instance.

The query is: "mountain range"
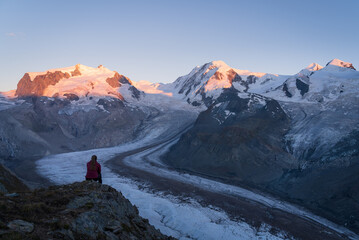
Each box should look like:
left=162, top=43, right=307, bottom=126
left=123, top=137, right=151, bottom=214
left=0, top=58, right=358, bottom=235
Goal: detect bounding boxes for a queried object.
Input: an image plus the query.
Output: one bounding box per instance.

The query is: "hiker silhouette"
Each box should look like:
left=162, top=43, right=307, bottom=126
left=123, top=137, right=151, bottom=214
left=85, top=155, right=102, bottom=183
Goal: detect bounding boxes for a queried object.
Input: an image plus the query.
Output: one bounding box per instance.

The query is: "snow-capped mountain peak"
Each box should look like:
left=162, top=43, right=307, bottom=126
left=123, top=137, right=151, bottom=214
left=325, top=59, right=356, bottom=70
left=165, top=59, right=359, bottom=107
left=15, top=64, right=142, bottom=101
left=210, top=60, right=231, bottom=69
left=305, top=63, right=323, bottom=72
left=167, top=60, right=282, bottom=107
left=297, top=63, right=323, bottom=77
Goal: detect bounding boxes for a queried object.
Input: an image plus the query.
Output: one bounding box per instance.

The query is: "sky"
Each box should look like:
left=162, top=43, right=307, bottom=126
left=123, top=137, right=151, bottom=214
left=0, top=0, right=358, bottom=91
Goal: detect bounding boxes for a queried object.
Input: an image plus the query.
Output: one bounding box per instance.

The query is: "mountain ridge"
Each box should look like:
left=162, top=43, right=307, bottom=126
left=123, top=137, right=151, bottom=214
left=2, top=58, right=357, bottom=105
left=0, top=58, right=359, bottom=235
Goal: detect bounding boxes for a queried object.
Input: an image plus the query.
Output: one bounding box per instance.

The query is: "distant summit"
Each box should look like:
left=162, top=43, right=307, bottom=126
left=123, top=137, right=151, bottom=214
left=169, top=60, right=269, bottom=107
left=326, top=58, right=356, bottom=70
left=305, top=63, right=323, bottom=72
left=15, top=64, right=141, bottom=101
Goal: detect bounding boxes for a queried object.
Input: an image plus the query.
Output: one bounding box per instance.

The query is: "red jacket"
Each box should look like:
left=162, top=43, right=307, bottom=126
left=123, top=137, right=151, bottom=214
left=85, top=161, right=101, bottom=179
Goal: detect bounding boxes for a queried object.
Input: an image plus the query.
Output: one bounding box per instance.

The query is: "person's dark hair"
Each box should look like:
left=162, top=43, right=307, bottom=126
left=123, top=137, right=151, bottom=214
left=90, top=155, right=97, bottom=170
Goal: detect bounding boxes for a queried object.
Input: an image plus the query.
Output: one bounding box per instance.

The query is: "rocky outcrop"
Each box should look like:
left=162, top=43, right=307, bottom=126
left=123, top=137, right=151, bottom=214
left=118, top=75, right=133, bottom=85
left=105, top=72, right=141, bottom=100
left=7, top=220, right=34, bottom=233
left=106, top=72, right=133, bottom=89
left=70, top=64, right=81, bottom=77
left=282, top=83, right=292, bottom=97
left=63, top=93, right=79, bottom=101
left=0, top=181, right=174, bottom=239
left=106, top=72, right=122, bottom=88
left=129, top=86, right=142, bottom=99
left=295, top=79, right=309, bottom=96
left=16, top=71, right=70, bottom=97
left=226, top=69, right=242, bottom=84
left=226, top=69, right=252, bottom=92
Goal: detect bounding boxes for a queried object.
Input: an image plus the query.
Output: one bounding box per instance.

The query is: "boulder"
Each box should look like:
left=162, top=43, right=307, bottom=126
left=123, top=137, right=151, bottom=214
left=7, top=219, right=34, bottom=233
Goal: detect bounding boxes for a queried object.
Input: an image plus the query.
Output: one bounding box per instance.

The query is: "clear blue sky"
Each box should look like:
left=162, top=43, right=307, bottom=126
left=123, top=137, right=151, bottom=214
left=1, top=0, right=358, bottom=91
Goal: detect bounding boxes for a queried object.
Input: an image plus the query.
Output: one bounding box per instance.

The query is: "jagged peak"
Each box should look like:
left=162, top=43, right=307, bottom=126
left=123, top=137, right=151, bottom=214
left=305, top=63, right=323, bottom=71
left=187, top=60, right=231, bottom=74
left=326, top=59, right=356, bottom=70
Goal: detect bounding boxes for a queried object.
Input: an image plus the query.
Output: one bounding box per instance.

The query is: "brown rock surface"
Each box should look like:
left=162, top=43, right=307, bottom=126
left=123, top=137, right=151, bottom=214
left=16, top=71, right=70, bottom=97
left=226, top=69, right=242, bottom=84
left=106, top=72, right=122, bottom=88
left=70, top=64, right=81, bottom=77
left=106, top=72, right=133, bottom=89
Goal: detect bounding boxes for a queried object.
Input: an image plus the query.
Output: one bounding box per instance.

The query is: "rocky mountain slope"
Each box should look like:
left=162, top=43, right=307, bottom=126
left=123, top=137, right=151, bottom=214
left=165, top=89, right=295, bottom=184
left=0, top=181, right=173, bottom=240
left=163, top=59, right=359, bottom=233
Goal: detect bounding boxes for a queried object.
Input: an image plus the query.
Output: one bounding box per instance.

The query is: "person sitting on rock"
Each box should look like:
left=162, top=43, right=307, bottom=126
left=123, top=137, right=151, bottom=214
left=85, top=155, right=102, bottom=183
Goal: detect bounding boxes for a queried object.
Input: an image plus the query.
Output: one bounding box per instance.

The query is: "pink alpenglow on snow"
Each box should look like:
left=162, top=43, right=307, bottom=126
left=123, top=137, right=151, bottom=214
left=305, top=63, right=323, bottom=72
left=326, top=59, right=356, bottom=70
left=14, top=64, right=139, bottom=101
